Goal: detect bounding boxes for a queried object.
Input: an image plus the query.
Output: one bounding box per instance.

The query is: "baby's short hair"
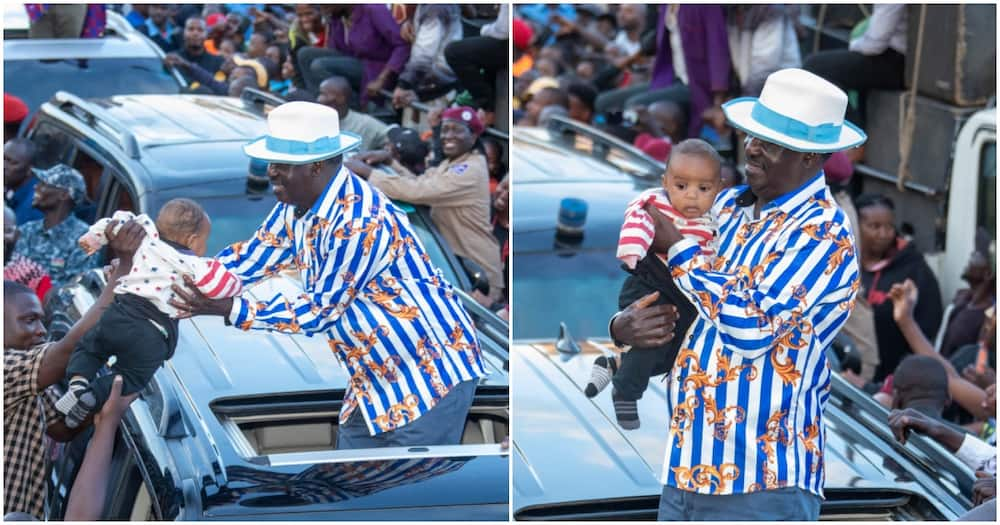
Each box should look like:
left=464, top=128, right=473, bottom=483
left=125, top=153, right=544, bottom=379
left=156, top=198, right=208, bottom=242
left=665, top=138, right=723, bottom=178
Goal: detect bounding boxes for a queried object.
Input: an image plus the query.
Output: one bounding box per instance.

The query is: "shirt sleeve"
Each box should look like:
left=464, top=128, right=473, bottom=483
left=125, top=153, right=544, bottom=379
left=955, top=433, right=997, bottom=473
left=849, top=4, right=905, bottom=55
left=666, top=217, right=860, bottom=359
left=3, top=344, right=49, bottom=412
left=368, top=160, right=480, bottom=207
left=702, top=6, right=732, bottom=93
left=215, top=203, right=297, bottom=286
left=480, top=4, right=509, bottom=39
left=370, top=6, right=411, bottom=74
left=187, top=257, right=244, bottom=299
left=229, top=215, right=392, bottom=335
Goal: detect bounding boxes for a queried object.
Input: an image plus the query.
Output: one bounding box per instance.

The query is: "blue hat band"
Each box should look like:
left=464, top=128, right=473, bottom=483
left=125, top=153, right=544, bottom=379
left=264, top=134, right=346, bottom=155
left=750, top=102, right=842, bottom=145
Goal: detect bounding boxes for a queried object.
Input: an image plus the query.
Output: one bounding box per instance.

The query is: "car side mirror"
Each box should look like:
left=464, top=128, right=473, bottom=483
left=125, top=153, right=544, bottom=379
left=457, top=256, right=490, bottom=295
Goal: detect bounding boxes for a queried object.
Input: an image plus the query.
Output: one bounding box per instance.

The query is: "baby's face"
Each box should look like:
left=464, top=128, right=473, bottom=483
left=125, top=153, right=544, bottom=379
left=662, top=154, right=722, bottom=219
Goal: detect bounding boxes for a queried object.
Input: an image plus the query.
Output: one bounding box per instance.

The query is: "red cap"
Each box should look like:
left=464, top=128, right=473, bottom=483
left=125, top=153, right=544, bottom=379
left=512, top=18, right=533, bottom=51
left=823, top=150, right=853, bottom=185
left=4, top=93, right=28, bottom=123
left=441, top=106, right=484, bottom=136
left=205, top=12, right=225, bottom=28
left=634, top=133, right=672, bottom=162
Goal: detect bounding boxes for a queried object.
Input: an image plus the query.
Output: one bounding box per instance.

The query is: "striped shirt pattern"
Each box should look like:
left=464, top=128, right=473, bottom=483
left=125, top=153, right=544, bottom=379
left=660, top=173, right=859, bottom=498
left=617, top=188, right=716, bottom=270
left=82, top=211, right=243, bottom=317
left=217, top=166, right=487, bottom=436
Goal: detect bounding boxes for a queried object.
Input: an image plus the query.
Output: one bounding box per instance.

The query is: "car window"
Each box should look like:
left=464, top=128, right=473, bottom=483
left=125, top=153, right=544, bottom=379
left=4, top=57, right=180, bottom=117
left=26, top=120, right=75, bottom=167
left=513, top=247, right=625, bottom=339
left=407, top=210, right=463, bottom=289
left=977, top=141, right=995, bottom=243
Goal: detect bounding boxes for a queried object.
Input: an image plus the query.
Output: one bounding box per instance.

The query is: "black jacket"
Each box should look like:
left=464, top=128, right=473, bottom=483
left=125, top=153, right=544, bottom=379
left=861, top=240, right=944, bottom=382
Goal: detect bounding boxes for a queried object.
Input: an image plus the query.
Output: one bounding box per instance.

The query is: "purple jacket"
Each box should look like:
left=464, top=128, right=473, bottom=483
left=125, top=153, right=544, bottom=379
left=651, top=5, right=731, bottom=138
left=326, top=5, right=411, bottom=103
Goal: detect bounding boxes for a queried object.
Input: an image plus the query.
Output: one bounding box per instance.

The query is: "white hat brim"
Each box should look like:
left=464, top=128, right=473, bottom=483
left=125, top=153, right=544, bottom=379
left=723, top=98, right=866, bottom=153
left=243, top=132, right=362, bottom=165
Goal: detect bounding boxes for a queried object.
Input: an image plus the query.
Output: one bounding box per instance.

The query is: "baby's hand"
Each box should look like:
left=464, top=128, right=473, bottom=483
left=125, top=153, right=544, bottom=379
left=78, top=233, right=103, bottom=255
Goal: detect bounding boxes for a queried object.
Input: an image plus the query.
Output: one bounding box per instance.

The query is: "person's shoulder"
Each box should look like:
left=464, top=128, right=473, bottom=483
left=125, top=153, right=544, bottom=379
left=64, top=215, right=92, bottom=235
left=18, top=219, right=43, bottom=234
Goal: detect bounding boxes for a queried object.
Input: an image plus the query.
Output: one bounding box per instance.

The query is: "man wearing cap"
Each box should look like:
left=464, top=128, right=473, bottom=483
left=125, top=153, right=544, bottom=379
left=13, top=164, right=96, bottom=287
left=166, top=101, right=487, bottom=449
left=362, top=106, right=505, bottom=306
left=611, top=69, right=865, bottom=520
left=4, top=93, right=29, bottom=143
left=4, top=138, right=43, bottom=225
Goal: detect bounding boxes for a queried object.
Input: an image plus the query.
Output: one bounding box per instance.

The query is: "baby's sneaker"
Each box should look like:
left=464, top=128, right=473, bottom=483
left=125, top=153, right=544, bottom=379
left=55, top=378, right=97, bottom=428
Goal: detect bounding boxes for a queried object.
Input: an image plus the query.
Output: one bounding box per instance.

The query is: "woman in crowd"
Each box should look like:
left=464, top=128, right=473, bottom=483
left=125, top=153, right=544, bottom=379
left=856, top=194, right=943, bottom=382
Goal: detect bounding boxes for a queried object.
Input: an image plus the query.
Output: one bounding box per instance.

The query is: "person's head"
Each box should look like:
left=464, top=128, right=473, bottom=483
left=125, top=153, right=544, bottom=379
left=596, top=13, right=617, bottom=38
left=183, top=17, right=207, bottom=52
left=316, top=76, right=352, bottom=115
left=662, top=139, right=723, bottom=219
left=617, top=4, right=645, bottom=32
left=4, top=280, right=46, bottom=350
left=228, top=75, right=257, bottom=98
left=155, top=198, right=211, bottom=257
left=742, top=135, right=829, bottom=205
left=230, top=64, right=256, bottom=83
left=148, top=4, right=169, bottom=27
left=538, top=46, right=565, bottom=66
left=440, top=106, right=484, bottom=160
left=386, top=127, right=429, bottom=172
left=481, top=137, right=505, bottom=181
left=322, top=5, right=352, bottom=20
left=295, top=4, right=321, bottom=33
left=225, top=12, right=244, bottom=35
left=4, top=93, right=29, bottom=144
left=566, top=82, right=597, bottom=124
left=267, top=158, right=342, bottom=210
left=257, top=57, right=279, bottom=87
left=575, top=60, right=595, bottom=81
left=219, top=38, right=237, bottom=59
left=534, top=57, right=560, bottom=78
left=4, top=206, right=17, bottom=261
left=892, top=355, right=950, bottom=413
left=525, top=87, right=569, bottom=124
left=247, top=32, right=271, bottom=58
left=647, top=100, right=686, bottom=144
left=266, top=44, right=286, bottom=68
left=961, top=249, right=994, bottom=287
left=31, top=164, right=84, bottom=215
left=855, top=194, right=897, bottom=260
left=719, top=160, right=742, bottom=189
left=4, top=138, right=36, bottom=190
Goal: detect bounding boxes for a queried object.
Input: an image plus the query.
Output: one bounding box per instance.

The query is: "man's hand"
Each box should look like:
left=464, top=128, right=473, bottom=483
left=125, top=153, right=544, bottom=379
left=610, top=291, right=679, bottom=348
left=887, top=278, right=918, bottom=323
left=983, top=383, right=996, bottom=415
left=169, top=275, right=235, bottom=319
left=105, top=219, right=146, bottom=266
left=400, top=20, right=415, bottom=42
left=887, top=407, right=964, bottom=451
left=357, top=149, right=392, bottom=166
left=94, top=376, right=139, bottom=428
left=427, top=107, right=444, bottom=128
left=163, top=53, right=191, bottom=71
left=962, top=364, right=996, bottom=390
left=344, top=157, right=374, bottom=179
left=643, top=203, right=684, bottom=253
left=972, top=470, right=996, bottom=506
left=392, top=87, right=416, bottom=109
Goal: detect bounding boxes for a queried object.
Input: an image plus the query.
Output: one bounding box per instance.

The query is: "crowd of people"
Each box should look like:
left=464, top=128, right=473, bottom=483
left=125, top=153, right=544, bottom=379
left=4, top=3, right=510, bottom=520
left=512, top=3, right=994, bottom=515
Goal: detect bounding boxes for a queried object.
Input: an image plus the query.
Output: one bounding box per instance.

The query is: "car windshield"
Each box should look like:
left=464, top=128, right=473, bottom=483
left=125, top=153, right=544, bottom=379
left=513, top=246, right=625, bottom=340
left=4, top=57, right=180, bottom=116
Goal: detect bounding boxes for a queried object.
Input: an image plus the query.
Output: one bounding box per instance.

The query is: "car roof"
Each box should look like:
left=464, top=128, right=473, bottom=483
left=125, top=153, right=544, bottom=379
left=513, top=123, right=660, bottom=252
left=512, top=341, right=972, bottom=518
left=3, top=6, right=158, bottom=59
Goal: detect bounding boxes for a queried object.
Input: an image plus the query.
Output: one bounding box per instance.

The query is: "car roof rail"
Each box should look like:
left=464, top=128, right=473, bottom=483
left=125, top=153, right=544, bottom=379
left=240, top=87, right=285, bottom=113
left=50, top=90, right=140, bottom=160
left=544, top=115, right=664, bottom=179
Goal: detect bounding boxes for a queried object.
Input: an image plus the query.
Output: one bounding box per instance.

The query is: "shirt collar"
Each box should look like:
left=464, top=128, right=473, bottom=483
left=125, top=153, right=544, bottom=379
left=738, top=170, right=828, bottom=216
left=305, top=164, right=351, bottom=219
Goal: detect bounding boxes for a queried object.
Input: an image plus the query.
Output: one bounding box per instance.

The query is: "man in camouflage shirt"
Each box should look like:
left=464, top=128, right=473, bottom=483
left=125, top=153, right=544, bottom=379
left=12, top=164, right=97, bottom=287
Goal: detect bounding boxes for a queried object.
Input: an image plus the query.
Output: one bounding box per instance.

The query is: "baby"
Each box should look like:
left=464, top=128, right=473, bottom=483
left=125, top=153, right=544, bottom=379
left=55, top=199, right=243, bottom=427
left=587, top=139, right=723, bottom=430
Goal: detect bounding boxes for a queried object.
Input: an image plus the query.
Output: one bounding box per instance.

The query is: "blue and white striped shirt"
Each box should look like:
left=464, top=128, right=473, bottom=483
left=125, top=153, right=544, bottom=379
left=661, top=173, right=859, bottom=497
left=217, top=166, right=487, bottom=436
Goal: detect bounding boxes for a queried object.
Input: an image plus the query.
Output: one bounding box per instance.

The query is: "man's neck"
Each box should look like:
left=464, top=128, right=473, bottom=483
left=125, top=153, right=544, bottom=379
left=7, top=173, right=32, bottom=193
left=336, top=106, right=350, bottom=118
left=902, top=399, right=944, bottom=418
left=970, top=280, right=995, bottom=306
left=42, top=207, right=71, bottom=230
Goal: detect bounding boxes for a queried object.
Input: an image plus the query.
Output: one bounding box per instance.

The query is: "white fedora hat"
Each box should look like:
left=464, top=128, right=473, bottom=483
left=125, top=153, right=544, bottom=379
left=722, top=68, right=867, bottom=153
left=243, top=101, right=361, bottom=164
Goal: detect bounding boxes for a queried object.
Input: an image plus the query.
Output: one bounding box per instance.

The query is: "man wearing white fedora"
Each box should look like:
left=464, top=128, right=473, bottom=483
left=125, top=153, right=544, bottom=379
left=612, top=68, right=866, bottom=520
left=166, top=101, right=488, bottom=449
